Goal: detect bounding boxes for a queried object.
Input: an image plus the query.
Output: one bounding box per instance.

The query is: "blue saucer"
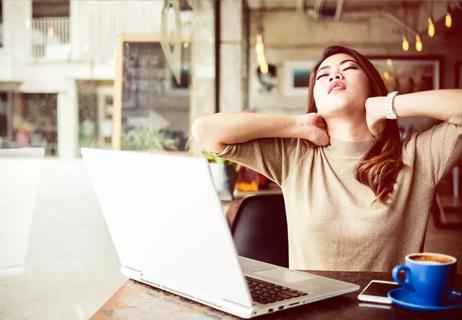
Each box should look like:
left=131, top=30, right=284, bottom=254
left=388, top=288, right=462, bottom=311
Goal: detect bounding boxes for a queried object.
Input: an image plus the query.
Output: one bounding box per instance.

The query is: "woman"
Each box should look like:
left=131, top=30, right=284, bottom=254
left=192, top=45, right=462, bottom=272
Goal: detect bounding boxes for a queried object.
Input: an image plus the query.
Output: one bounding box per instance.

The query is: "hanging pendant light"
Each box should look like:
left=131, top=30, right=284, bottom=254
left=255, top=34, right=264, bottom=55
left=402, top=35, right=410, bottom=52
left=255, top=34, right=269, bottom=74
left=427, top=17, right=436, bottom=37
left=445, top=2, right=453, bottom=29
left=426, top=0, right=435, bottom=38
left=415, top=34, right=423, bottom=52
left=445, top=11, right=452, bottom=28
left=255, top=0, right=269, bottom=74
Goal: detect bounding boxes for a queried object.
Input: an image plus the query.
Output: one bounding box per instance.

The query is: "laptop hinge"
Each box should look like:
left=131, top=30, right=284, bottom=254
left=120, top=265, right=142, bottom=279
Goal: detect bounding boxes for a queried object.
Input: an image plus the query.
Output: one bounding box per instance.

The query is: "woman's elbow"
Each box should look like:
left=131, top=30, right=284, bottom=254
left=192, top=118, right=206, bottom=144
left=192, top=117, right=226, bottom=154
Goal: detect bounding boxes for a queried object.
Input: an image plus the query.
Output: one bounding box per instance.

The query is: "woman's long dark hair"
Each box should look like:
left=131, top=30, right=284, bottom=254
left=306, top=45, right=403, bottom=204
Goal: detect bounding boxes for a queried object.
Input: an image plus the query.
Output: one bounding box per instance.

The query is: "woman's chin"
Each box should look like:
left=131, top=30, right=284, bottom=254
left=317, top=104, right=350, bottom=117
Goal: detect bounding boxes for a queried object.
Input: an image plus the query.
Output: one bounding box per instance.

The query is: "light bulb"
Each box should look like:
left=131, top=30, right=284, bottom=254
left=257, top=55, right=266, bottom=65
left=416, top=35, right=423, bottom=52
left=383, top=71, right=390, bottom=81
left=48, top=26, right=55, bottom=39
left=445, top=12, right=452, bottom=28
left=402, top=35, right=409, bottom=52
left=427, top=17, right=435, bottom=38
left=386, top=58, right=393, bottom=67
left=255, top=34, right=264, bottom=55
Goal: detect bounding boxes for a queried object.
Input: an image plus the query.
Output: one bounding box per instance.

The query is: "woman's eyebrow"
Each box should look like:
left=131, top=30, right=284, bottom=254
left=317, top=59, right=358, bottom=73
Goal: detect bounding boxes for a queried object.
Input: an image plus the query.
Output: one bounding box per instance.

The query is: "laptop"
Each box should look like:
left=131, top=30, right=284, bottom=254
left=0, top=148, right=44, bottom=277
left=81, top=148, right=359, bottom=318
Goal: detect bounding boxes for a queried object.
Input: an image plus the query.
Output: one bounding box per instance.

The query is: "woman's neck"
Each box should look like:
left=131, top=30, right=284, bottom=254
left=324, top=116, right=374, bottom=142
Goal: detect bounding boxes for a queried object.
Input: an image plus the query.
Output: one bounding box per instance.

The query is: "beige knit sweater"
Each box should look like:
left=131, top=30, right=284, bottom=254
left=218, top=114, right=462, bottom=272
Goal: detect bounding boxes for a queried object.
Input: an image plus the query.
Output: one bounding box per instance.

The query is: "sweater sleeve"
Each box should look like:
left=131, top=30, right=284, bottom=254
left=215, top=138, right=311, bottom=186
left=410, top=113, right=462, bottom=186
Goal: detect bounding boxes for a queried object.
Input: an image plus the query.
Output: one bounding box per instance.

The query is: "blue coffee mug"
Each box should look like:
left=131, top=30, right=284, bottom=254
left=392, top=253, right=457, bottom=306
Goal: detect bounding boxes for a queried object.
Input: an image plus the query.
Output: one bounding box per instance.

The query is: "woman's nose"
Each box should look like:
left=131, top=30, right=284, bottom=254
left=329, top=72, right=343, bottom=82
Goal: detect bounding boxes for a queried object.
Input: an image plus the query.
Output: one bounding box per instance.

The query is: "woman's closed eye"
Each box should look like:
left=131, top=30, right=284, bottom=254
left=316, top=66, right=357, bottom=80
left=342, top=66, right=357, bottom=71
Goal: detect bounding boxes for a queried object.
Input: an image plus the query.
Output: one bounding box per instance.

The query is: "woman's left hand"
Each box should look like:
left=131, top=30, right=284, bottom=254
left=365, top=96, right=387, bottom=137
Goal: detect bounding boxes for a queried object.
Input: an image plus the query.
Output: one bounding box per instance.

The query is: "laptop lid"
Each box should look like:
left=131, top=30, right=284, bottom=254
left=81, top=148, right=253, bottom=308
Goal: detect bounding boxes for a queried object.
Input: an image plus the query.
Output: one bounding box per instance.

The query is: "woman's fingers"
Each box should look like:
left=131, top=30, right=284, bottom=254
left=309, top=125, right=330, bottom=146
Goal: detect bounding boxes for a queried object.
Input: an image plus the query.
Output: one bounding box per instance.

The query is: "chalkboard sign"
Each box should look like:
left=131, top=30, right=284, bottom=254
left=113, top=35, right=190, bottom=150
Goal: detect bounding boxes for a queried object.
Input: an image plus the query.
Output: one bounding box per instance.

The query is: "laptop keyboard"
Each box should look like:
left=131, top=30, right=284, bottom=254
left=245, top=276, right=308, bottom=305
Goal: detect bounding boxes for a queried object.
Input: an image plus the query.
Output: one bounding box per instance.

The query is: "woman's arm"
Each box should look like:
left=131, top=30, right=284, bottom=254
left=393, top=89, right=462, bottom=120
left=366, top=89, right=462, bottom=136
left=192, top=112, right=329, bottom=154
left=366, top=89, right=462, bottom=186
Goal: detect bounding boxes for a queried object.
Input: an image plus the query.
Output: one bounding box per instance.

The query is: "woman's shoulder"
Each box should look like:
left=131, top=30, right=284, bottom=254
left=218, top=137, right=313, bottom=162
left=257, top=137, right=316, bottom=165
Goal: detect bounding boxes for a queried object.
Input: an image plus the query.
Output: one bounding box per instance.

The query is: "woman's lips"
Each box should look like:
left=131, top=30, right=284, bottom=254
left=328, top=80, right=346, bottom=94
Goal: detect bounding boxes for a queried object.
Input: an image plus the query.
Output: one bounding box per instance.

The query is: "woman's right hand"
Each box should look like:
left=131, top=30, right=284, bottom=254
left=295, top=113, right=330, bottom=146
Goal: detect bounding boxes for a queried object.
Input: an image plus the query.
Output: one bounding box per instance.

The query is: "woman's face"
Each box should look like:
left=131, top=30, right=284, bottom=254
left=313, top=53, right=370, bottom=117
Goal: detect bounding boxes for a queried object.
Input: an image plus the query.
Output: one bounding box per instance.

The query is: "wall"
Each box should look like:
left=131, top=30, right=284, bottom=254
left=70, top=0, right=163, bottom=64
left=0, top=0, right=31, bottom=80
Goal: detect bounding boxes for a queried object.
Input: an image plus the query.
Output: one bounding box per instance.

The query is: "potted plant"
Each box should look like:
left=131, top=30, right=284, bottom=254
left=121, top=128, right=178, bottom=151
left=202, top=151, right=237, bottom=201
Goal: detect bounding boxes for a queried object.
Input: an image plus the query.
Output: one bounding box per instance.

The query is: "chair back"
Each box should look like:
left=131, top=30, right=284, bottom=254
left=231, top=194, right=288, bottom=267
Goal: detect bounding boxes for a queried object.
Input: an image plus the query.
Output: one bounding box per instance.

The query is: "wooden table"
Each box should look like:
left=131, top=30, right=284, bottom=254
left=91, top=271, right=462, bottom=320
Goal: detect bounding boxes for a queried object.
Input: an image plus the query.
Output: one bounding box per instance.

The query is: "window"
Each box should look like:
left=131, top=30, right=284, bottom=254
left=12, top=93, right=58, bottom=156
left=77, top=80, right=114, bottom=149
left=31, top=0, right=70, bottom=58
left=32, top=0, right=69, bottom=18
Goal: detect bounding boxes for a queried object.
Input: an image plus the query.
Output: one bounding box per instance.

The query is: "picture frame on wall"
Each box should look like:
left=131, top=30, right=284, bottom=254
left=282, top=61, right=315, bottom=96
left=368, top=56, right=442, bottom=93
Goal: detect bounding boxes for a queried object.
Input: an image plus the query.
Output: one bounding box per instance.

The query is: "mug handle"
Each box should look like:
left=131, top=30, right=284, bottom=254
left=392, top=264, right=414, bottom=291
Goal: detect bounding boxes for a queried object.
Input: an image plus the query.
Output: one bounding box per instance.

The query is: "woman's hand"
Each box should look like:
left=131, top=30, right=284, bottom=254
left=365, top=96, right=387, bottom=137
left=295, top=113, right=330, bottom=146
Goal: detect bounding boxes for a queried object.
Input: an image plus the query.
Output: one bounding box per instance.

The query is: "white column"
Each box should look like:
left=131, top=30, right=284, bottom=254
left=57, top=80, right=78, bottom=159
left=220, top=0, right=244, bottom=112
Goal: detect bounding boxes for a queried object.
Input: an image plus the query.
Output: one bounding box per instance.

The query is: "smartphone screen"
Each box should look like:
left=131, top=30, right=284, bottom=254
left=362, top=281, right=400, bottom=297
left=358, top=281, right=401, bottom=304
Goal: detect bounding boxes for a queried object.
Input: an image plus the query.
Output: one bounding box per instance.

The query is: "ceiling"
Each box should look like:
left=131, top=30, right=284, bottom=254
left=245, top=0, right=462, bottom=30
left=246, top=0, right=425, bottom=12
left=245, top=0, right=462, bottom=12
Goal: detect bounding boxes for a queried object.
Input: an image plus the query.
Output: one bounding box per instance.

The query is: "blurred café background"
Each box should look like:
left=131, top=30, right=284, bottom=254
left=1, top=0, right=462, bottom=319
